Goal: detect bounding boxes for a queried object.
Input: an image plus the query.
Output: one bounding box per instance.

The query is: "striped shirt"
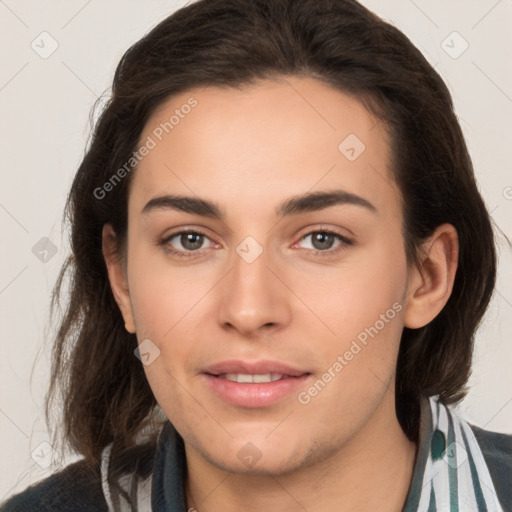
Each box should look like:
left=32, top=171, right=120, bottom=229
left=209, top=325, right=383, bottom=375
left=402, top=396, right=509, bottom=511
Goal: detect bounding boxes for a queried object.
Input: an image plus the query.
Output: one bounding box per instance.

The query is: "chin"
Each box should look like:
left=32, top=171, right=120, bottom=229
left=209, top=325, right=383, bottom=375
left=193, top=433, right=315, bottom=476
left=208, top=449, right=305, bottom=476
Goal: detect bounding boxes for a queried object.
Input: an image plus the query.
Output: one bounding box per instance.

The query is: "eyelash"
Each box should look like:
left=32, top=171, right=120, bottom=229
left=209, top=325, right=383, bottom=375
left=160, top=227, right=353, bottom=260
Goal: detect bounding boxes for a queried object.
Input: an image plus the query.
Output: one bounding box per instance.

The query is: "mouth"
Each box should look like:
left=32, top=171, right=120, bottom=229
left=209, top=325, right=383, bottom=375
left=214, top=373, right=291, bottom=383
left=201, top=360, right=311, bottom=408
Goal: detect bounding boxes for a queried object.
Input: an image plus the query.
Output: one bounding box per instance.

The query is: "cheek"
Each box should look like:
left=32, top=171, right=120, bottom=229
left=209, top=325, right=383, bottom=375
left=300, top=239, right=406, bottom=343
left=141, top=360, right=192, bottom=435
left=126, top=253, right=214, bottom=392
left=295, top=271, right=406, bottom=431
left=127, top=246, right=213, bottom=340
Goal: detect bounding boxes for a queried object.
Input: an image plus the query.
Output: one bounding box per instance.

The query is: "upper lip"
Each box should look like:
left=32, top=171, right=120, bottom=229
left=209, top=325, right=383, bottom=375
left=202, top=359, right=309, bottom=377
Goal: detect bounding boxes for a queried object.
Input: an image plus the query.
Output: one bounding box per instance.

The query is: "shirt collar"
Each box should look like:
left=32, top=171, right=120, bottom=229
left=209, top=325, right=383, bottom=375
left=402, top=394, right=433, bottom=511
left=151, top=419, right=187, bottom=511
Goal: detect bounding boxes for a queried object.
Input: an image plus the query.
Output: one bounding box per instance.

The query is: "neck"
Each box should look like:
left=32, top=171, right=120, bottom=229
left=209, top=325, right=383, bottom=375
left=184, top=393, right=418, bottom=512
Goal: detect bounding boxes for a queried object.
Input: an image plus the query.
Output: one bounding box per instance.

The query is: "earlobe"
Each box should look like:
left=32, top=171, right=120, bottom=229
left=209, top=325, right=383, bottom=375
left=403, top=224, right=459, bottom=329
left=102, top=224, right=137, bottom=334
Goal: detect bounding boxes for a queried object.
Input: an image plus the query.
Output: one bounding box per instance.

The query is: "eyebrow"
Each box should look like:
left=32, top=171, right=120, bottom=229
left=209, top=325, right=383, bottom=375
left=141, top=190, right=377, bottom=218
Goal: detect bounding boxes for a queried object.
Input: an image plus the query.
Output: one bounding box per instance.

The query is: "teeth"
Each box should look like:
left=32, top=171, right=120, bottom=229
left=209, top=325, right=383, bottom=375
left=222, top=373, right=284, bottom=383
left=236, top=373, right=254, bottom=383
left=253, top=374, right=272, bottom=383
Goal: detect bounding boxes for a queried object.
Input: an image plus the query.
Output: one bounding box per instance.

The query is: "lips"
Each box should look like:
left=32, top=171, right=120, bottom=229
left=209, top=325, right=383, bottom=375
left=201, top=359, right=311, bottom=408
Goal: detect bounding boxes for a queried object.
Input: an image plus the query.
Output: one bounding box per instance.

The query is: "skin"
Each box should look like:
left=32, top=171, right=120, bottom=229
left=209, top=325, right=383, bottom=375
left=103, top=76, right=458, bottom=512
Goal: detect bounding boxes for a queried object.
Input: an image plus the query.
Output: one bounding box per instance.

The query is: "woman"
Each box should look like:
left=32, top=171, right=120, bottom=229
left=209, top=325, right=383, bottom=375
left=2, top=0, right=511, bottom=510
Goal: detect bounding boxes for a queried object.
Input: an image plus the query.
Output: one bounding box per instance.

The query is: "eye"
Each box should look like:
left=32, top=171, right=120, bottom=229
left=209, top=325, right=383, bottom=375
left=160, top=227, right=353, bottom=260
left=295, top=229, right=353, bottom=256
left=161, top=230, right=214, bottom=258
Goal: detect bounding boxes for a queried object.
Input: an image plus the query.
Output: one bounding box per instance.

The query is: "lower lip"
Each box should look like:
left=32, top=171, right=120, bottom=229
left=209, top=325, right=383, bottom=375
left=203, top=374, right=311, bottom=408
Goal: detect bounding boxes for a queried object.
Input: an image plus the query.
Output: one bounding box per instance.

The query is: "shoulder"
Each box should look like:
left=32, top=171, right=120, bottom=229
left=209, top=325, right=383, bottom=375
left=0, top=459, right=108, bottom=512
left=469, top=423, right=512, bottom=511
left=470, top=422, right=512, bottom=467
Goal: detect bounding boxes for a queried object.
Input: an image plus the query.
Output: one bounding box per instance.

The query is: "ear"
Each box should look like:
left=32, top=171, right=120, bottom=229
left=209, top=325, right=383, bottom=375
left=403, top=223, right=459, bottom=329
left=102, top=224, right=136, bottom=334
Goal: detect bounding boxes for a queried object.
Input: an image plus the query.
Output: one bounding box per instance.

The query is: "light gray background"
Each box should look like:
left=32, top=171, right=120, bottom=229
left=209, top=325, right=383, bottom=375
left=1, top=0, right=511, bottom=500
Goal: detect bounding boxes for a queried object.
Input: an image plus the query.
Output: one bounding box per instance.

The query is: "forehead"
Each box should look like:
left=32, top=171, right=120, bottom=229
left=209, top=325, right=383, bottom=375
left=130, top=76, right=399, bottom=221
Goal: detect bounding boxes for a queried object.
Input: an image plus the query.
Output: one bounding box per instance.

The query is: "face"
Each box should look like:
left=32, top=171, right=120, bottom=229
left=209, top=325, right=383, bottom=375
left=112, top=76, right=417, bottom=475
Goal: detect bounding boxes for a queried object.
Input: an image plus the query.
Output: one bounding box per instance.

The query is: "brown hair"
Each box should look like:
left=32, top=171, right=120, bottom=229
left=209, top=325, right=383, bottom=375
left=46, top=0, right=496, bottom=497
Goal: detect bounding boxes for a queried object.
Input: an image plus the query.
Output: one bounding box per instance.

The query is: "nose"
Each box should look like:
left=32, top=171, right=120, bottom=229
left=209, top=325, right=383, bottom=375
left=217, top=244, right=291, bottom=337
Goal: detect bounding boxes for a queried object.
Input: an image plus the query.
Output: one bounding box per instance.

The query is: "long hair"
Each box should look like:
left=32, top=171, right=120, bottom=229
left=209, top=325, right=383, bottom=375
left=46, top=0, right=496, bottom=498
